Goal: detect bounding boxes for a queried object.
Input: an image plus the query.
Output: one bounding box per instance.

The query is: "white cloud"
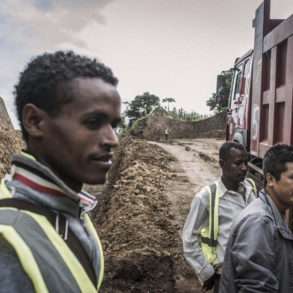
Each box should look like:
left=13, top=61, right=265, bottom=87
left=0, top=0, right=115, bottom=51
left=0, top=0, right=116, bottom=126
left=1, top=0, right=293, bottom=128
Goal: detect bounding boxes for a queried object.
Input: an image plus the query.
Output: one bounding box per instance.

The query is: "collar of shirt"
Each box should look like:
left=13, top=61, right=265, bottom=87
left=217, top=178, right=251, bottom=201
left=5, top=151, right=97, bottom=215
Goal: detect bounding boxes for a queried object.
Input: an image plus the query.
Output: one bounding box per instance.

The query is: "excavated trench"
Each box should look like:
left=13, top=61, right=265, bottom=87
left=93, top=136, right=179, bottom=292
left=0, top=127, right=222, bottom=292
left=94, top=136, right=222, bottom=292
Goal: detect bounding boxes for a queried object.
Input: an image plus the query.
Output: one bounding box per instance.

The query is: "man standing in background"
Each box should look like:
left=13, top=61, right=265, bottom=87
left=164, top=127, right=169, bottom=141
left=220, top=144, right=293, bottom=293
left=182, top=142, right=256, bottom=292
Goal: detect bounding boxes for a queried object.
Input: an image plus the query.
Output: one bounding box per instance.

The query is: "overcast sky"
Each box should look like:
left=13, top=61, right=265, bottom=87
left=1, top=0, right=293, bottom=126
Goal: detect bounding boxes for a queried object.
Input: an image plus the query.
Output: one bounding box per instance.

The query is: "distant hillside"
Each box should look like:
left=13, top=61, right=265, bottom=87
left=130, top=109, right=226, bottom=141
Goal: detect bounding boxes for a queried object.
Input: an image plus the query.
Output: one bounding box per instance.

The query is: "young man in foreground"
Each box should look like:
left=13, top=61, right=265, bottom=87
left=220, top=144, right=293, bottom=293
left=182, top=142, right=256, bottom=292
left=0, top=51, right=121, bottom=292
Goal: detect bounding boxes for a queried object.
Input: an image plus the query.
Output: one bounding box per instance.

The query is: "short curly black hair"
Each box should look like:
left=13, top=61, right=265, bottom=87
left=263, top=144, right=293, bottom=185
left=219, top=141, right=246, bottom=161
left=14, top=50, right=118, bottom=141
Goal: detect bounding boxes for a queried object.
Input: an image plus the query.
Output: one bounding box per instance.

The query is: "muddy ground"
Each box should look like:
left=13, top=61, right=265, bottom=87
left=0, top=127, right=223, bottom=292
left=95, top=137, right=222, bottom=292
left=0, top=129, right=23, bottom=177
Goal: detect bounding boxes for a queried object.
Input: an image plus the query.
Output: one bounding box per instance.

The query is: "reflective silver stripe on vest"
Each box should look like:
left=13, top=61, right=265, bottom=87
left=0, top=208, right=96, bottom=293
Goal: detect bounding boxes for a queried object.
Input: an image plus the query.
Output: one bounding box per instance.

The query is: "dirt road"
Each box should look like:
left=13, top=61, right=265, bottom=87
left=152, top=138, right=222, bottom=225
left=151, top=138, right=223, bottom=292
left=97, top=137, right=224, bottom=292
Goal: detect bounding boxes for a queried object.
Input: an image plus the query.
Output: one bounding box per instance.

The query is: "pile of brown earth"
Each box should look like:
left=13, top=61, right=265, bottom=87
left=0, top=129, right=23, bottom=177
left=0, top=128, right=192, bottom=292
left=95, top=136, right=181, bottom=292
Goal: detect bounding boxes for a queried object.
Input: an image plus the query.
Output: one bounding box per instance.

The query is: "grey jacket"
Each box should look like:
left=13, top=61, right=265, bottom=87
left=0, top=154, right=100, bottom=293
left=220, top=190, right=293, bottom=293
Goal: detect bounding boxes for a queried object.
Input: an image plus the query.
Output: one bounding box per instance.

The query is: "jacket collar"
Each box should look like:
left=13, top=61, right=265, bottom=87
left=259, top=190, right=293, bottom=240
left=3, top=151, right=97, bottom=217
left=218, top=178, right=251, bottom=198
left=217, top=179, right=227, bottom=196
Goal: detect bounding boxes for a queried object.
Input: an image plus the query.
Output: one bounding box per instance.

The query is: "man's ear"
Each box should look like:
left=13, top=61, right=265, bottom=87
left=219, top=158, right=225, bottom=168
left=266, top=173, right=275, bottom=187
left=22, top=104, right=47, bottom=138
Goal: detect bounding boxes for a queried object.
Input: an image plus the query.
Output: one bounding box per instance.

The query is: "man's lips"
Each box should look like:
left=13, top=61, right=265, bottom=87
left=239, top=173, right=247, bottom=179
left=89, top=153, right=113, bottom=167
left=91, top=153, right=113, bottom=161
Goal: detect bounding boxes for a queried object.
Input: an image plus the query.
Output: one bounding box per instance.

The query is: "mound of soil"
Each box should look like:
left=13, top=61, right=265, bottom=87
left=94, top=136, right=179, bottom=292
left=0, top=129, right=23, bottom=177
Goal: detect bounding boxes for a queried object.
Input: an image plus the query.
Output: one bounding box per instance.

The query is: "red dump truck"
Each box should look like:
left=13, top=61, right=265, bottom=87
left=226, top=0, right=293, bottom=185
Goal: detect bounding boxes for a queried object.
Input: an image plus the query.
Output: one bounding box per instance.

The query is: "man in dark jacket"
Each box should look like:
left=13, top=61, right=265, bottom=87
left=0, top=51, right=121, bottom=292
left=220, top=144, right=293, bottom=293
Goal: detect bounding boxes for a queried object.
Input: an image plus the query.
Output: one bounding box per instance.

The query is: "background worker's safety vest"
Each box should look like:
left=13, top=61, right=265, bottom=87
left=200, top=178, right=256, bottom=265
left=0, top=180, right=104, bottom=293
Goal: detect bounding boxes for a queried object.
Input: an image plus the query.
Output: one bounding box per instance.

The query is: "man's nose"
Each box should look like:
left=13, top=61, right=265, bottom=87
left=101, top=124, right=119, bottom=147
left=241, top=163, right=248, bottom=172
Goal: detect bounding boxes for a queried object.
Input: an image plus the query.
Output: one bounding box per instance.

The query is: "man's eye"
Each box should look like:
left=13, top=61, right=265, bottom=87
left=111, top=121, right=120, bottom=129
left=234, top=161, right=244, bottom=166
left=85, top=119, right=102, bottom=128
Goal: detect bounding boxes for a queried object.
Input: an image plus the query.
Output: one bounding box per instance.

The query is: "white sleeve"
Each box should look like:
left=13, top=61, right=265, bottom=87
left=182, top=187, right=215, bottom=283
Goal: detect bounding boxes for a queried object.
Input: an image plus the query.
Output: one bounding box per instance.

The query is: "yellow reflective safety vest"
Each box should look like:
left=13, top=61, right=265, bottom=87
left=200, top=178, right=256, bottom=265
left=0, top=179, right=104, bottom=293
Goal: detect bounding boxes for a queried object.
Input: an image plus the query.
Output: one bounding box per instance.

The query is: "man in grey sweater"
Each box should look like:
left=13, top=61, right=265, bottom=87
left=220, top=144, right=293, bottom=293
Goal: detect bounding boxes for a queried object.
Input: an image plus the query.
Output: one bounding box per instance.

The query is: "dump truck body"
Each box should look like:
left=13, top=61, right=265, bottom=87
left=227, top=0, right=293, bottom=160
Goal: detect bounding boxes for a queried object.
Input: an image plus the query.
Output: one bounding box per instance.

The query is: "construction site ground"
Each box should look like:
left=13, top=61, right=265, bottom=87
left=0, top=126, right=224, bottom=292
left=96, top=137, right=223, bottom=292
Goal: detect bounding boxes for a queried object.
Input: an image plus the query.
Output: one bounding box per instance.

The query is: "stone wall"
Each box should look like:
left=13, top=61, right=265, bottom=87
left=138, top=111, right=226, bottom=141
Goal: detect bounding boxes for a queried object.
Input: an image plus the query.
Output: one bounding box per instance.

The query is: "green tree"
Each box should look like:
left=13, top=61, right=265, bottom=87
left=125, top=92, right=161, bottom=122
left=162, top=97, right=176, bottom=112
left=206, top=93, right=218, bottom=111
left=206, top=69, right=232, bottom=113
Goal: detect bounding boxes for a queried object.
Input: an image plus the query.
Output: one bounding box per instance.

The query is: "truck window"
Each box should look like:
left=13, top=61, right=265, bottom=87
left=228, top=63, right=244, bottom=108
left=241, top=58, right=252, bottom=95
left=234, top=71, right=241, bottom=98
left=244, top=59, right=251, bottom=80
left=233, top=64, right=243, bottom=100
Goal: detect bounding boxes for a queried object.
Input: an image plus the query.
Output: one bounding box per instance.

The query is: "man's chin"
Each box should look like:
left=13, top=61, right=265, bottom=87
left=234, top=175, right=246, bottom=184
left=84, top=175, right=107, bottom=186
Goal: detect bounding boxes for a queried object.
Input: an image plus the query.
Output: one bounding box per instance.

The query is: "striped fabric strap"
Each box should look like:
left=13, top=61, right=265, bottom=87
left=26, top=211, right=97, bottom=293
left=11, top=152, right=97, bottom=209
left=84, top=214, right=104, bottom=290
left=246, top=178, right=257, bottom=194
left=0, top=207, right=98, bottom=293
left=0, top=223, right=49, bottom=293
left=208, top=183, right=218, bottom=244
left=0, top=178, right=13, bottom=199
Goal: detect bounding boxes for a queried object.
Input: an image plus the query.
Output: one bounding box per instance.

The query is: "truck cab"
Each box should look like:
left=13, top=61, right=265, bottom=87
left=227, top=50, right=253, bottom=149
left=226, top=0, right=293, bottom=160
